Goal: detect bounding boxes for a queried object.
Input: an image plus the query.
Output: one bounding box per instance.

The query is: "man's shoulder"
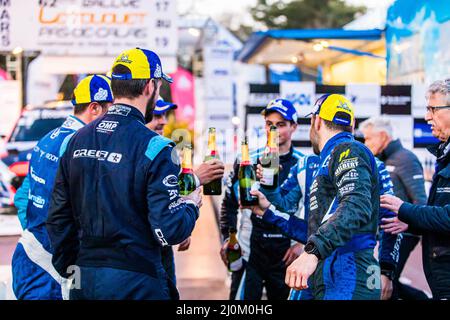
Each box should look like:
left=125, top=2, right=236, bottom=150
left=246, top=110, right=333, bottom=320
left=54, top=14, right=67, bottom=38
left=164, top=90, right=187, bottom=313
left=144, top=133, right=176, bottom=162
left=332, top=140, right=372, bottom=159
left=393, top=147, right=421, bottom=164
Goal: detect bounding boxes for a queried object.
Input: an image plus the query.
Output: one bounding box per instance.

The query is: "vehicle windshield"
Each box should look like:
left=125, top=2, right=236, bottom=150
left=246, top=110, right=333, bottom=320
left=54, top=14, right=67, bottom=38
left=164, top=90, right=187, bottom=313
left=8, top=109, right=70, bottom=142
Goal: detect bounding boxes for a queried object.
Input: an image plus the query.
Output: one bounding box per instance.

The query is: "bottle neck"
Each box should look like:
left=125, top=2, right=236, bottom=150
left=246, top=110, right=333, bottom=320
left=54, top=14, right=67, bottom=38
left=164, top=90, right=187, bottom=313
left=182, top=148, right=193, bottom=170
left=207, top=133, right=217, bottom=156
left=229, top=232, right=238, bottom=244
left=267, top=129, right=279, bottom=152
left=241, top=143, right=251, bottom=165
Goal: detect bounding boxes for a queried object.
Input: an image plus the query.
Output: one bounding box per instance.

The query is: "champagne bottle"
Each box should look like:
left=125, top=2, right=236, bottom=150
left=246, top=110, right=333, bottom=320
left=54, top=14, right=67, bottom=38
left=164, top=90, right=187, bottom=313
left=227, top=230, right=243, bottom=272
left=203, top=127, right=222, bottom=195
left=238, top=137, right=258, bottom=206
left=260, top=125, right=279, bottom=189
left=179, top=145, right=196, bottom=196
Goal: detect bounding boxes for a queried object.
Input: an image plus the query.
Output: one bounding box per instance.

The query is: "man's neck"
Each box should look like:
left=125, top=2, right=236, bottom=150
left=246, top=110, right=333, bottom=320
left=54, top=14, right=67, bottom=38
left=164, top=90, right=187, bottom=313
left=279, top=141, right=292, bottom=155
left=75, top=113, right=90, bottom=125
left=319, top=130, right=342, bottom=153
left=115, top=97, right=147, bottom=116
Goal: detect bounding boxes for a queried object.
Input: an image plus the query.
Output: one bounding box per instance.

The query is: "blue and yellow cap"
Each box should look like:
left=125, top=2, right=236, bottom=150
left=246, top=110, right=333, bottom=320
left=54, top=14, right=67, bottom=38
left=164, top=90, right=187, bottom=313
left=72, top=75, right=113, bottom=106
left=111, top=47, right=173, bottom=83
left=153, top=98, right=177, bottom=115
left=262, top=99, right=298, bottom=122
left=307, top=94, right=354, bottom=126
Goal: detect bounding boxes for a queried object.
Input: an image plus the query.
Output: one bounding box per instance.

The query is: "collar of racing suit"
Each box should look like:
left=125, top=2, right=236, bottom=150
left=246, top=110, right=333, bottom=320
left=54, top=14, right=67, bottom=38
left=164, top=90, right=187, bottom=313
left=107, top=103, right=146, bottom=124
left=379, top=139, right=402, bottom=162
left=319, top=131, right=354, bottom=160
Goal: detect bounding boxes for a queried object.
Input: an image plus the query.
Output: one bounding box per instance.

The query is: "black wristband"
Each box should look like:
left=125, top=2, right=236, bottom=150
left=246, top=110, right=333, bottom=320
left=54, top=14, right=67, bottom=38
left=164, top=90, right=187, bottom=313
left=304, top=242, right=321, bottom=260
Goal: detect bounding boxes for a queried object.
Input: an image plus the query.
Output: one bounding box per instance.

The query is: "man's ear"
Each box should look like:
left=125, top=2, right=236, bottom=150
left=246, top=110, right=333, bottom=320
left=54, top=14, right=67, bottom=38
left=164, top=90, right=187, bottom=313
left=314, top=116, right=321, bottom=132
left=88, top=102, right=99, bottom=115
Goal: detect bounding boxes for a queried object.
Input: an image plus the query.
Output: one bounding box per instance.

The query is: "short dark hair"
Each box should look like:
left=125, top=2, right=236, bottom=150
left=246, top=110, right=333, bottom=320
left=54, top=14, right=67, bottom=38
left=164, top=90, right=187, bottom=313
left=323, top=119, right=353, bottom=133
left=110, top=65, right=151, bottom=99
left=73, top=101, right=110, bottom=115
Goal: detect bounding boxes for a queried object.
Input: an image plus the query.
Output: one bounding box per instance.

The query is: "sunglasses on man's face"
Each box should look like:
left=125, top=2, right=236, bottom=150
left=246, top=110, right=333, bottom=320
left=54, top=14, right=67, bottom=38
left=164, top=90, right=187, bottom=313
left=426, top=105, right=450, bottom=114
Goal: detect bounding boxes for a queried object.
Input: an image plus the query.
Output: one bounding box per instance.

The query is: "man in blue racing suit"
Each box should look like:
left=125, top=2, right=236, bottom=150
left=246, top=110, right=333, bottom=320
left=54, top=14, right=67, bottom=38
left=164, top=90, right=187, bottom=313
left=247, top=94, right=382, bottom=300
left=46, top=48, right=201, bottom=300
left=12, top=75, right=114, bottom=300
left=256, top=155, right=401, bottom=300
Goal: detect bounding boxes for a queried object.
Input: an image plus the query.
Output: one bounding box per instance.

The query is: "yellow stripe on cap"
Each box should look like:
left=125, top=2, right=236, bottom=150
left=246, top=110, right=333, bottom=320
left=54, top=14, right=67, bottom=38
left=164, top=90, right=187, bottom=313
left=73, top=76, right=93, bottom=105
left=318, top=94, right=354, bottom=125
left=112, top=48, right=151, bottom=79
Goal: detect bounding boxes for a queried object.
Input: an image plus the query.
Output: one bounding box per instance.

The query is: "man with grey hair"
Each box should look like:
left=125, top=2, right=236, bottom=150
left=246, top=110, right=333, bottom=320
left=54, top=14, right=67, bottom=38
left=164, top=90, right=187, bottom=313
left=381, top=79, right=450, bottom=300
left=359, top=115, right=428, bottom=300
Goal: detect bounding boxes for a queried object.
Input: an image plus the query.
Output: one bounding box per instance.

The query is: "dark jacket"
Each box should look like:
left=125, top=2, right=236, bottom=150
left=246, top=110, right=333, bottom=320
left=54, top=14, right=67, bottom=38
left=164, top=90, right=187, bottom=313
left=46, top=104, right=199, bottom=279
left=379, top=139, right=427, bottom=205
left=306, top=132, right=380, bottom=259
left=399, top=138, right=450, bottom=298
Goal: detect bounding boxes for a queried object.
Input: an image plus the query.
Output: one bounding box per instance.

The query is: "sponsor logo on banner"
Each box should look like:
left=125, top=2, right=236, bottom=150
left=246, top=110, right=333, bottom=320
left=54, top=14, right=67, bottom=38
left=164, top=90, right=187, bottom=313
left=247, top=84, right=279, bottom=107
left=345, top=83, right=380, bottom=117
left=381, top=85, right=412, bottom=115
left=413, top=118, right=440, bottom=148
left=280, top=81, right=315, bottom=116
left=4, top=0, right=178, bottom=56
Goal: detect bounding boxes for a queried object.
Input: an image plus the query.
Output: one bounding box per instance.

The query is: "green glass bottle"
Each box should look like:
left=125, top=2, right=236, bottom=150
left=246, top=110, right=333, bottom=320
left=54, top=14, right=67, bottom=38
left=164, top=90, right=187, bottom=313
left=260, top=125, right=279, bottom=189
left=227, top=229, right=243, bottom=272
left=238, top=137, right=258, bottom=206
left=179, top=145, right=196, bottom=196
left=203, top=127, right=222, bottom=195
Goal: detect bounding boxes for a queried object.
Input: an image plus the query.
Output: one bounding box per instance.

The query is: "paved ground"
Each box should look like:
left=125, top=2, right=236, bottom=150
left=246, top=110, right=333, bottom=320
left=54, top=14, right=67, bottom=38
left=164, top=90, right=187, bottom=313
left=0, top=197, right=432, bottom=300
left=174, top=196, right=229, bottom=300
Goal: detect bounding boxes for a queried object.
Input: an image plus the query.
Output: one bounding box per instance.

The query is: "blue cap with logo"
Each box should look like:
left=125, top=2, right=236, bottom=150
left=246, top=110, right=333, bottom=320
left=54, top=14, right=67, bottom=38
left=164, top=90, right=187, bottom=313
left=262, top=98, right=298, bottom=123
left=153, top=98, right=178, bottom=115
left=72, top=74, right=114, bottom=106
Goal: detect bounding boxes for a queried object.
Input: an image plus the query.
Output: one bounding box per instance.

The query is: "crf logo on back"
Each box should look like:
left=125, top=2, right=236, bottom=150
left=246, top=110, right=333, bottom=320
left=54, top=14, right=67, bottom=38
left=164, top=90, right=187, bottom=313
left=73, top=149, right=122, bottom=163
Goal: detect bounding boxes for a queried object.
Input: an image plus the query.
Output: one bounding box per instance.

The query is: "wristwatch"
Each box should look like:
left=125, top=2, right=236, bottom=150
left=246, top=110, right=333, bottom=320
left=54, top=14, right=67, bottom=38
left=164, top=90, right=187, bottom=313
left=381, top=269, right=394, bottom=281
left=304, top=242, right=321, bottom=260
left=380, top=263, right=395, bottom=281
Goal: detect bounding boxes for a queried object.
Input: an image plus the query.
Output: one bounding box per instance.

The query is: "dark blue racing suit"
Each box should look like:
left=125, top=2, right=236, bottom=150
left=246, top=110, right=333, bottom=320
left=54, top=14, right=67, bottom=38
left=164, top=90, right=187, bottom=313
left=46, top=104, right=199, bottom=300
left=262, top=132, right=382, bottom=300
left=262, top=155, right=401, bottom=299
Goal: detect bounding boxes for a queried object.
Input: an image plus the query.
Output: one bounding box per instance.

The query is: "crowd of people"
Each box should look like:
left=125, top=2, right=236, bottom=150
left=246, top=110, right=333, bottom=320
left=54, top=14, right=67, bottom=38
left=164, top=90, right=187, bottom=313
left=9, top=46, right=449, bottom=300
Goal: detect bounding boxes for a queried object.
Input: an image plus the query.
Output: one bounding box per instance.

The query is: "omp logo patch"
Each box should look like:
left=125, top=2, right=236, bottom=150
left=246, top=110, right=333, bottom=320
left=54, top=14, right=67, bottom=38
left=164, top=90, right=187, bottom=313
left=96, top=120, right=118, bottom=133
